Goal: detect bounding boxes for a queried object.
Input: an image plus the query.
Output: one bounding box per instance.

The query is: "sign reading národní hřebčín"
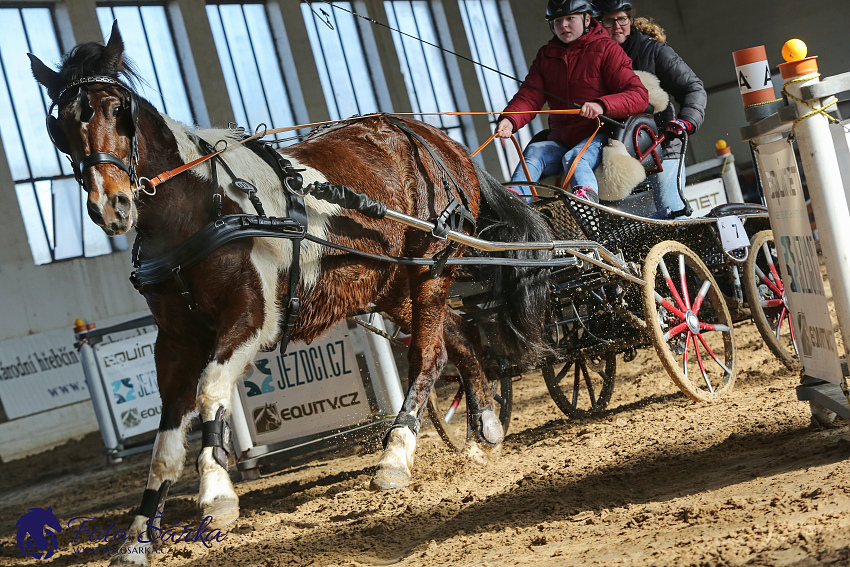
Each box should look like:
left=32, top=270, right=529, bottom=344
left=0, top=328, right=89, bottom=419
left=755, top=138, right=842, bottom=384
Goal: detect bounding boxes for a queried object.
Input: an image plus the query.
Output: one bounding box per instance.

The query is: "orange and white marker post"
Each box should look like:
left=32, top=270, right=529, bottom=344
left=733, top=46, right=779, bottom=108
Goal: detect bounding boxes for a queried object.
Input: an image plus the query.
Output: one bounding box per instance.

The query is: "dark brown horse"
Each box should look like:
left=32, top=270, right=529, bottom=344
left=30, top=24, right=550, bottom=565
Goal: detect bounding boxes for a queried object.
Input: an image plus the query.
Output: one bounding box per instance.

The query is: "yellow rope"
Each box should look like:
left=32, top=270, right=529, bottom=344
left=744, top=98, right=783, bottom=108
left=782, top=73, right=840, bottom=142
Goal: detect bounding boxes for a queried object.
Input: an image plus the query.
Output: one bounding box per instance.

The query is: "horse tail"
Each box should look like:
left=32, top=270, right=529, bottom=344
left=471, top=161, right=552, bottom=363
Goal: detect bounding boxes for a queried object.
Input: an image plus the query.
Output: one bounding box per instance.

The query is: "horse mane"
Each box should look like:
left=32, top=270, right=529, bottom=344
left=51, top=41, right=145, bottom=98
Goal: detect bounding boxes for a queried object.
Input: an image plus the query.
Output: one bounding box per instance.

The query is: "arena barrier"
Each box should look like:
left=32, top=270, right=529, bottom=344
left=738, top=40, right=850, bottom=419
left=74, top=313, right=404, bottom=476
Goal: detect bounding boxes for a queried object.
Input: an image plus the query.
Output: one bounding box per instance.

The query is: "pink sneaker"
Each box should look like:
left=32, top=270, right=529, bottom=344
left=572, top=186, right=599, bottom=204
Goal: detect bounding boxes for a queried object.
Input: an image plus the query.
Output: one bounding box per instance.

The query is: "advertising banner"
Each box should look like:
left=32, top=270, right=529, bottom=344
left=0, top=328, right=89, bottom=419
left=755, top=138, right=842, bottom=383
left=683, top=178, right=727, bottom=217
left=235, top=322, right=371, bottom=446
left=94, top=332, right=160, bottom=439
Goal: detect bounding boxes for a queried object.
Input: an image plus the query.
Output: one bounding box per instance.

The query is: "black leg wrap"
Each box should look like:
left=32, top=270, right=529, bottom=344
left=196, top=407, right=231, bottom=471
left=138, top=480, right=172, bottom=518
left=382, top=412, right=420, bottom=448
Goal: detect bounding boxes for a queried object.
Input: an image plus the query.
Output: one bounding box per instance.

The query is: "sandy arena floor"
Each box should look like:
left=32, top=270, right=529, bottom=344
left=2, top=305, right=849, bottom=566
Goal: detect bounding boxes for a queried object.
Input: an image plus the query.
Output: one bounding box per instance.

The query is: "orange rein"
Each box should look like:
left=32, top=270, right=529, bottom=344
left=140, top=109, right=599, bottom=194
left=470, top=109, right=602, bottom=195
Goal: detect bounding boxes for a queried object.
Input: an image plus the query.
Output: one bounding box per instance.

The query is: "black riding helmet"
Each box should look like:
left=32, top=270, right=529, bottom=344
left=592, top=0, right=632, bottom=15
left=546, top=0, right=596, bottom=20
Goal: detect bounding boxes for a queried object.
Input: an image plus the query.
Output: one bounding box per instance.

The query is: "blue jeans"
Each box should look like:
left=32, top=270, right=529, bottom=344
left=652, top=157, right=687, bottom=215
left=510, top=135, right=608, bottom=196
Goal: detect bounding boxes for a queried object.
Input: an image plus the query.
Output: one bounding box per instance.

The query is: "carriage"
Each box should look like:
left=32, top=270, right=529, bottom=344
left=28, top=24, right=797, bottom=566
left=425, top=188, right=795, bottom=451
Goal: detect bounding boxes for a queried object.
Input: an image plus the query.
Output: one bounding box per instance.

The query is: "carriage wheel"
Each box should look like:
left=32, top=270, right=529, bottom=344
left=743, top=230, right=799, bottom=370
left=426, top=372, right=513, bottom=453
left=642, top=241, right=736, bottom=402
left=542, top=354, right=616, bottom=419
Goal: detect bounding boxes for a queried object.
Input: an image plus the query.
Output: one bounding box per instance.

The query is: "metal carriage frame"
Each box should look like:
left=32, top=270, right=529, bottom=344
left=422, top=183, right=797, bottom=451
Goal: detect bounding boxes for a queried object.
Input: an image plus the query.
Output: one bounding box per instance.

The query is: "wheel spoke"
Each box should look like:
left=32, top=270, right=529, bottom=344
left=682, top=331, right=691, bottom=381
left=553, top=362, right=571, bottom=387
left=572, top=363, right=581, bottom=408
left=762, top=298, right=784, bottom=309
left=696, top=333, right=733, bottom=376
left=755, top=265, right=783, bottom=297
left=659, top=257, right=687, bottom=312
left=679, top=254, right=692, bottom=309
left=692, top=333, right=715, bottom=394
left=692, top=279, right=712, bottom=314
left=763, top=242, right=785, bottom=293
left=699, top=321, right=730, bottom=332
left=444, top=385, right=464, bottom=423
left=664, top=322, right=689, bottom=341
left=654, top=291, right=686, bottom=319
left=579, top=360, right=598, bottom=407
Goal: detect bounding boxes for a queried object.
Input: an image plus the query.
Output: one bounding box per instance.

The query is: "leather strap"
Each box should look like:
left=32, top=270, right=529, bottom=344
left=79, top=152, right=132, bottom=177
left=138, top=481, right=171, bottom=518
left=131, top=214, right=305, bottom=290
left=385, top=116, right=476, bottom=232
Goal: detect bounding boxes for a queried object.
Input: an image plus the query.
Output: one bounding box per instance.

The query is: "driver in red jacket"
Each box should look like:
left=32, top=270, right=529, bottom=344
left=496, top=0, right=648, bottom=202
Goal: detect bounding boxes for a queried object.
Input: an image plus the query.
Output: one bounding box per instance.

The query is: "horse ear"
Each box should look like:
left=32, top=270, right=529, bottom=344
left=100, top=20, right=126, bottom=73
left=28, top=53, right=61, bottom=94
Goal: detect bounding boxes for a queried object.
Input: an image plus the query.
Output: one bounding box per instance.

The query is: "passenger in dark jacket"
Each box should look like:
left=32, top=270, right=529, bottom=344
left=596, top=0, right=707, bottom=215
left=495, top=0, right=648, bottom=202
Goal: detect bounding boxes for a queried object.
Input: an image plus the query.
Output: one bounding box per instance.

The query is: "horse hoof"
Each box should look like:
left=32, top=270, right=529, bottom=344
left=369, top=468, right=410, bottom=491
left=466, top=439, right=502, bottom=465
left=477, top=408, right=504, bottom=446
left=202, top=497, right=240, bottom=529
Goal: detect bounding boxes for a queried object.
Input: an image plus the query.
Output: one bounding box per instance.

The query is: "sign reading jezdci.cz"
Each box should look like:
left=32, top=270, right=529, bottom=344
left=95, top=332, right=160, bottom=439
left=756, top=138, right=842, bottom=384
left=236, top=322, right=371, bottom=445
left=0, top=328, right=89, bottom=419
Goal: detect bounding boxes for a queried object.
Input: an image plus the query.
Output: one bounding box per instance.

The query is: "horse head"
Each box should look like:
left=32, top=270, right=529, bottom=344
left=29, top=22, right=141, bottom=236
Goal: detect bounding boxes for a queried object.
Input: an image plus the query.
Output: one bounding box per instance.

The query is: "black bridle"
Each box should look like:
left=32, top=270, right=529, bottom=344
left=46, top=75, right=140, bottom=190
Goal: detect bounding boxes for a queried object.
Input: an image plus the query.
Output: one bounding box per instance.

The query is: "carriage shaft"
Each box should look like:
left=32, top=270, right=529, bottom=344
left=382, top=209, right=646, bottom=286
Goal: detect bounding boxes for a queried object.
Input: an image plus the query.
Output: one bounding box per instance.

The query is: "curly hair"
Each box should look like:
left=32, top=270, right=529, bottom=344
left=632, top=16, right=667, bottom=42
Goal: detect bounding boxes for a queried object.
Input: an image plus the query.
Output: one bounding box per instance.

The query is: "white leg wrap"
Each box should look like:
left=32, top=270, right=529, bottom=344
left=370, top=427, right=417, bottom=490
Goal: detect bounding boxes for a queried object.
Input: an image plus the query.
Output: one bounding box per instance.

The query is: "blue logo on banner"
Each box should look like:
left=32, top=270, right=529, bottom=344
left=110, top=378, right=136, bottom=404
left=16, top=507, right=62, bottom=559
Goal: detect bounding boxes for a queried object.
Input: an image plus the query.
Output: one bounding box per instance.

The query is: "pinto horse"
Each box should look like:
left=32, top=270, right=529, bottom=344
left=30, top=24, right=550, bottom=565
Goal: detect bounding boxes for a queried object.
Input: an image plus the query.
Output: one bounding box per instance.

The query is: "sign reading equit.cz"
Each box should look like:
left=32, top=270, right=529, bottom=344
left=236, top=322, right=371, bottom=445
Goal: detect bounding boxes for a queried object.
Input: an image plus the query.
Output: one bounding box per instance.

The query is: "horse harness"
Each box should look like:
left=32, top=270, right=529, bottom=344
left=46, top=76, right=140, bottom=191
left=130, top=136, right=309, bottom=353
left=44, top=80, right=478, bottom=353
left=128, top=115, right=477, bottom=352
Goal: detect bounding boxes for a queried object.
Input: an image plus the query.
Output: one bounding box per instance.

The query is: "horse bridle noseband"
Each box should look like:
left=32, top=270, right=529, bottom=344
left=46, top=75, right=140, bottom=190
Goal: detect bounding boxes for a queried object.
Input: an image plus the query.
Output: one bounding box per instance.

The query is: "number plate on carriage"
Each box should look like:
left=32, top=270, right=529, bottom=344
left=717, top=215, right=749, bottom=252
